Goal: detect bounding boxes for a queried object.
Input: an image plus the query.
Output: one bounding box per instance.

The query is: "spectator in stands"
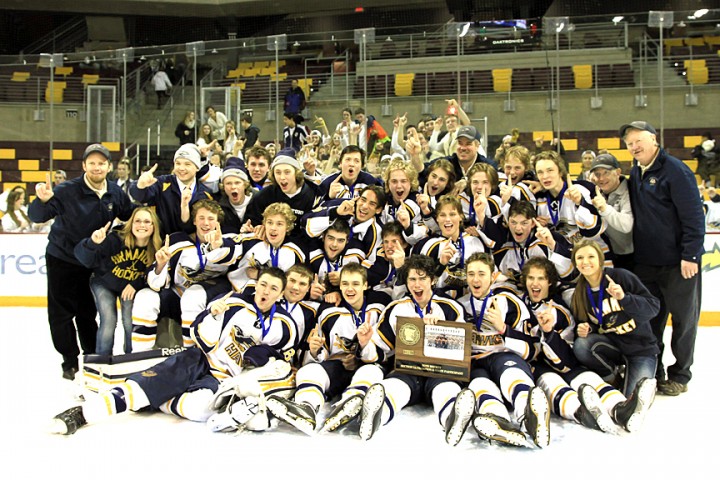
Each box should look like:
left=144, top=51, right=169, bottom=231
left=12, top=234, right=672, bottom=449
left=284, top=79, right=306, bottom=115
left=1, top=188, right=49, bottom=233
left=28, top=144, right=135, bottom=380
left=53, top=170, right=67, bottom=186
left=114, top=158, right=135, bottom=199
left=74, top=207, right=162, bottom=355
left=245, top=146, right=272, bottom=190
left=428, top=99, right=471, bottom=158
left=197, top=123, right=219, bottom=152
left=0, top=185, right=26, bottom=213
left=283, top=113, right=309, bottom=153
left=623, top=121, right=705, bottom=397
left=266, top=142, right=278, bottom=159
left=223, top=121, right=240, bottom=156
left=206, top=106, right=228, bottom=147
left=577, top=150, right=596, bottom=182
left=335, top=108, right=353, bottom=148
left=152, top=69, right=173, bottom=109
left=494, top=129, right=519, bottom=165
left=355, top=108, right=389, bottom=155
left=692, top=132, right=720, bottom=188
left=175, top=111, right=196, bottom=146
left=240, top=114, right=260, bottom=154
left=217, top=157, right=253, bottom=233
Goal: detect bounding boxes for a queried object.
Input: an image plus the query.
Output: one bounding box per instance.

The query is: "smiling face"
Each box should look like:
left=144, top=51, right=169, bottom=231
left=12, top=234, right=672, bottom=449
left=341, top=151, right=363, bottom=184
left=525, top=266, right=550, bottom=303
left=193, top=207, right=219, bottom=241
left=508, top=213, right=533, bottom=244
left=445, top=115, right=458, bottom=133
left=202, top=124, right=211, bottom=136
left=355, top=190, right=382, bottom=223
left=382, top=233, right=406, bottom=257
left=131, top=209, right=155, bottom=243
left=466, top=259, right=493, bottom=299
left=323, top=229, right=349, bottom=262
left=581, top=153, right=594, bottom=169
left=173, top=158, right=198, bottom=184
left=503, top=155, right=526, bottom=184
left=624, top=129, right=658, bottom=167
left=426, top=167, right=449, bottom=196
left=437, top=203, right=462, bottom=240
left=456, top=137, right=478, bottom=163
left=592, top=167, right=621, bottom=194
left=247, top=155, right=269, bottom=183
left=223, top=177, right=246, bottom=205
left=535, top=159, right=563, bottom=193
left=470, top=171, right=492, bottom=197
left=340, top=271, right=367, bottom=310
left=342, top=110, right=352, bottom=123
left=206, top=107, right=216, bottom=119
left=116, top=162, right=129, bottom=180
left=388, top=169, right=411, bottom=203
left=273, top=165, right=298, bottom=194
left=254, top=273, right=284, bottom=312
left=406, top=268, right=434, bottom=307
left=263, top=214, right=289, bottom=247
left=284, top=271, right=311, bottom=304
left=574, top=245, right=602, bottom=282
left=83, top=153, right=110, bottom=188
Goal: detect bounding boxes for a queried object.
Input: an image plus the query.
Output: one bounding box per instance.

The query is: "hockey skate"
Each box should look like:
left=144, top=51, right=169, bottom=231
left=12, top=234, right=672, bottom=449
left=472, top=413, right=532, bottom=448
left=444, top=388, right=476, bottom=446
left=613, top=378, right=656, bottom=433
left=51, top=406, right=87, bottom=435
left=577, top=385, right=618, bottom=433
left=358, top=383, right=385, bottom=441
left=207, top=395, right=263, bottom=433
left=522, top=386, right=550, bottom=448
left=266, top=396, right=317, bottom=435
left=320, top=395, right=363, bottom=434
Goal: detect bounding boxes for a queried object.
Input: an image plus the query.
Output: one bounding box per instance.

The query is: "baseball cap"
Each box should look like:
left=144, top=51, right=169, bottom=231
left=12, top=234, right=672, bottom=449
left=456, top=125, right=480, bottom=142
left=619, top=121, right=657, bottom=138
left=589, top=153, right=621, bottom=172
left=83, top=143, right=112, bottom=161
left=174, top=143, right=202, bottom=169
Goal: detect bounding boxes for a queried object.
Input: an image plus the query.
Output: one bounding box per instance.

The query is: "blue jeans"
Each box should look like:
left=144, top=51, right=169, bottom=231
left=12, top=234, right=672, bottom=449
left=573, top=333, right=657, bottom=397
left=90, top=278, right=133, bottom=356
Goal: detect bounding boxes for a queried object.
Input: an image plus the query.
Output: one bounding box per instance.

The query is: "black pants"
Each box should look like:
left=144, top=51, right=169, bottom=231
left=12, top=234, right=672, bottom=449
left=46, top=253, right=97, bottom=370
left=634, top=263, right=701, bottom=385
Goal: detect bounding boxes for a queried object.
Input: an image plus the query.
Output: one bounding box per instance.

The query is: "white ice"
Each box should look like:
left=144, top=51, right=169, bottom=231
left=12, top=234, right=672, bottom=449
left=2, top=306, right=718, bottom=479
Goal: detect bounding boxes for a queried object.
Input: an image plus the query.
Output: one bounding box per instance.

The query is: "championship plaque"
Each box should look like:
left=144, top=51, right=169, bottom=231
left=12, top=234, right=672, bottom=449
left=394, top=316, right=472, bottom=381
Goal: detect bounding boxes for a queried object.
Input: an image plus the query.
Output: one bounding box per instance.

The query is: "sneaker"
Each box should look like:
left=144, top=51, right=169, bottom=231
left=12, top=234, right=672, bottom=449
left=358, top=384, right=385, bottom=441
left=657, top=379, right=687, bottom=396
left=577, top=385, right=617, bottom=434
left=320, top=395, right=363, bottom=434
left=444, top=388, right=476, bottom=446
left=522, top=387, right=550, bottom=448
left=613, top=378, right=656, bottom=433
left=51, top=406, right=87, bottom=435
left=62, top=367, right=78, bottom=381
left=472, top=413, right=531, bottom=448
left=266, top=396, right=316, bottom=435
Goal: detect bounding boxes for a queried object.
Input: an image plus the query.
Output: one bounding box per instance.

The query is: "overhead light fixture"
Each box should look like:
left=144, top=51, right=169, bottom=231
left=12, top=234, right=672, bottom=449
left=694, top=9, right=709, bottom=18
left=386, top=36, right=392, bottom=42
left=612, top=16, right=624, bottom=24
left=211, top=48, right=218, bottom=54
left=140, top=55, right=146, bottom=61
left=293, top=41, right=300, bottom=47
left=459, top=22, right=471, bottom=38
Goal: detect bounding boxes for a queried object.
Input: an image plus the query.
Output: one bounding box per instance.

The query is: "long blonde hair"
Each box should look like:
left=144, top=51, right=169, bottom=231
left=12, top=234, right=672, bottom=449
left=120, top=207, right=163, bottom=266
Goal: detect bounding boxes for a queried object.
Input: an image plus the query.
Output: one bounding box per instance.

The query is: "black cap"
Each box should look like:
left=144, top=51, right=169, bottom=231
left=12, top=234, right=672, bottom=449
left=619, top=121, right=657, bottom=138
left=456, top=125, right=480, bottom=141
left=83, top=143, right=112, bottom=161
left=589, top=153, right=621, bottom=172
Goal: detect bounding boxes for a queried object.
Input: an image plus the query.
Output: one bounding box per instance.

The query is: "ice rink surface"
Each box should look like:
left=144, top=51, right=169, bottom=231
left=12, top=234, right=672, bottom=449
left=2, top=307, right=719, bottom=479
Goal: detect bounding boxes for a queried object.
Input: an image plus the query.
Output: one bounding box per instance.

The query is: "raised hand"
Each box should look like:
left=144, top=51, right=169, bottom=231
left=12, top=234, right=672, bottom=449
left=329, top=174, right=345, bottom=199
left=181, top=186, right=192, bottom=209
left=591, top=185, right=607, bottom=213
left=308, top=327, right=325, bottom=358
left=337, top=198, right=356, bottom=217
left=309, top=274, right=326, bottom=301
left=323, top=291, right=341, bottom=306
left=210, top=291, right=234, bottom=316
left=536, top=307, right=555, bottom=333
left=438, top=239, right=457, bottom=266
left=390, top=239, right=406, bottom=268
left=155, top=235, right=172, bottom=270
left=91, top=222, right=112, bottom=244
left=240, top=219, right=254, bottom=234
left=137, top=163, right=159, bottom=189
left=499, top=175, right=514, bottom=204
left=483, top=297, right=506, bottom=333
left=35, top=173, right=54, bottom=202
left=474, top=191, right=488, bottom=225
left=605, top=274, right=625, bottom=300
left=396, top=206, right=411, bottom=229
left=564, top=177, right=583, bottom=205
left=398, top=112, right=408, bottom=127
left=533, top=218, right=555, bottom=250
left=208, top=225, right=224, bottom=250
left=357, top=319, right=374, bottom=348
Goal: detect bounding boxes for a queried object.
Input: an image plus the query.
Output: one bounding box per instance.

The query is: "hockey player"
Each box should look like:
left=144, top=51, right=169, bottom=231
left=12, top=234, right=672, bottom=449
left=131, top=199, right=232, bottom=350
left=130, top=143, right=213, bottom=236
left=319, top=145, right=383, bottom=201
left=355, top=255, right=467, bottom=442
left=216, top=157, right=254, bottom=233
left=304, top=185, right=385, bottom=263
left=453, top=252, right=551, bottom=449
left=266, top=263, right=390, bottom=434
left=367, top=221, right=410, bottom=300
left=570, top=239, right=660, bottom=397
left=52, top=267, right=296, bottom=435
left=497, top=145, right=537, bottom=210
left=380, top=159, right=428, bottom=245
left=492, top=200, right=574, bottom=284
left=521, top=257, right=657, bottom=434
left=307, top=219, right=356, bottom=293
left=213, top=202, right=305, bottom=292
